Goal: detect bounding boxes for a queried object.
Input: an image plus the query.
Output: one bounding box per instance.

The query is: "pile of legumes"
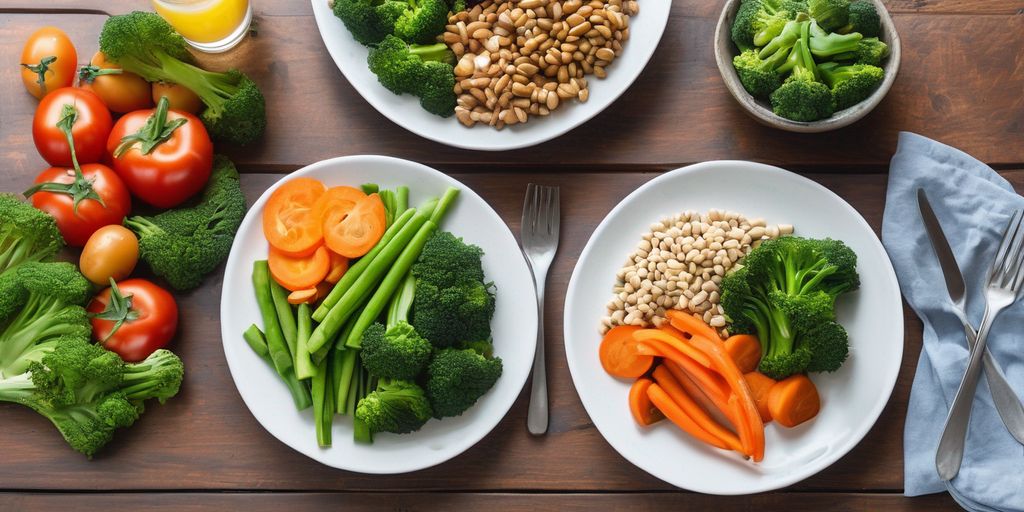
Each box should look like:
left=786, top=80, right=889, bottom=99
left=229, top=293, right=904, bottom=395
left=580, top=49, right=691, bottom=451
left=447, top=0, right=639, bottom=128
left=600, top=210, right=793, bottom=336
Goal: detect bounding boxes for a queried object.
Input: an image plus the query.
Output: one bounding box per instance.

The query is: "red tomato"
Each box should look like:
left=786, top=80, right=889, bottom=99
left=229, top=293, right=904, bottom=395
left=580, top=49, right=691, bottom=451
left=27, top=164, right=131, bottom=247
left=33, top=88, right=113, bottom=167
left=107, top=97, right=213, bottom=208
left=88, top=279, right=178, bottom=362
left=20, top=27, right=77, bottom=99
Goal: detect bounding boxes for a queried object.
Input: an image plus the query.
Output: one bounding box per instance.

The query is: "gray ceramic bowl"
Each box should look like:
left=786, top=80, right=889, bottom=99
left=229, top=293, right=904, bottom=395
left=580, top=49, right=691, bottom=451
left=714, top=0, right=901, bottom=132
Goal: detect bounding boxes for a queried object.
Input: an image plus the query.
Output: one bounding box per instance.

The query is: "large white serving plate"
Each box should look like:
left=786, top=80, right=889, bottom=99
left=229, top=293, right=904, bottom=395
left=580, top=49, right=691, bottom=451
left=310, top=0, right=670, bottom=151
left=220, top=155, right=537, bottom=473
left=564, top=160, right=903, bottom=494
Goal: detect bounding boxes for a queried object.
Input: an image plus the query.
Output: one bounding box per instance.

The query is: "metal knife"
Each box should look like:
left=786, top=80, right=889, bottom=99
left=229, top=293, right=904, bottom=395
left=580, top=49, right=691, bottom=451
left=917, top=188, right=1024, bottom=446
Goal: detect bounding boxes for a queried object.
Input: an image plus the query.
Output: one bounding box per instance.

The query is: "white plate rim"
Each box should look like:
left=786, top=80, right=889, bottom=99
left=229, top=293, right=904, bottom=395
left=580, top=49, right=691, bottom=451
left=562, top=160, right=904, bottom=494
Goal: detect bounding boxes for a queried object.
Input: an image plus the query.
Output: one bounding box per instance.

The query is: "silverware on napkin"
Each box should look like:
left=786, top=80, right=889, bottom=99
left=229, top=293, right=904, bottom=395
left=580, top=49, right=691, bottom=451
left=935, top=208, right=1024, bottom=480
left=917, top=189, right=1024, bottom=448
left=521, top=184, right=560, bottom=436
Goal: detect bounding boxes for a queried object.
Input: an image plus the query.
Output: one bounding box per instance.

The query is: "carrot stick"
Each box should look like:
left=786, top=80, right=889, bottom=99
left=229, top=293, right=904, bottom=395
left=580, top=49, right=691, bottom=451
left=647, top=384, right=731, bottom=450
left=633, top=329, right=712, bottom=367
left=727, top=393, right=754, bottom=457
left=652, top=365, right=744, bottom=452
left=767, top=374, right=821, bottom=428
left=666, top=310, right=723, bottom=342
left=599, top=325, right=650, bottom=379
left=665, top=361, right=734, bottom=426
left=628, top=377, right=664, bottom=426
left=725, top=334, right=762, bottom=374
left=744, top=371, right=777, bottom=423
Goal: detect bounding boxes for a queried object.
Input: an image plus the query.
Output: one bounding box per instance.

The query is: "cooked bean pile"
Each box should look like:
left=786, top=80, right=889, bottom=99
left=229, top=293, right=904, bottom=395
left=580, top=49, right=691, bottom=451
left=600, top=210, right=793, bottom=336
left=445, top=0, right=639, bottom=128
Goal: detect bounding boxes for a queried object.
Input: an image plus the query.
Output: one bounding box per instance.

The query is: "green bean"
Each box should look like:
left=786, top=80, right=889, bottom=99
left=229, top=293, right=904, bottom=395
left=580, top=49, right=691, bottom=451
left=269, top=279, right=297, bottom=359
left=294, top=303, right=317, bottom=380
left=311, top=357, right=332, bottom=447
left=252, top=260, right=292, bottom=374
left=243, top=324, right=269, bottom=358
left=334, top=348, right=359, bottom=414
left=242, top=314, right=310, bottom=410
left=396, top=186, right=409, bottom=213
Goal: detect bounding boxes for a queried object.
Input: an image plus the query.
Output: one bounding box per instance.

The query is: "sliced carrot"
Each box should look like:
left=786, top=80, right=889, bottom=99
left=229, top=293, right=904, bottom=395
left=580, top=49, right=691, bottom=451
left=287, top=287, right=319, bottom=305
left=312, top=186, right=366, bottom=229
left=767, top=374, right=821, bottom=428
left=652, top=365, right=743, bottom=452
left=633, top=329, right=712, bottom=367
left=315, top=281, right=332, bottom=302
left=727, top=393, right=754, bottom=457
left=324, top=193, right=387, bottom=258
left=665, top=361, right=733, bottom=424
left=324, top=250, right=350, bottom=284
left=666, top=310, right=723, bottom=342
left=599, top=325, right=649, bottom=379
left=263, top=177, right=326, bottom=257
left=647, top=384, right=730, bottom=450
left=744, top=371, right=777, bottom=423
left=628, top=377, right=664, bottom=426
left=268, top=245, right=331, bottom=291
left=687, top=335, right=765, bottom=462
left=725, top=334, right=762, bottom=374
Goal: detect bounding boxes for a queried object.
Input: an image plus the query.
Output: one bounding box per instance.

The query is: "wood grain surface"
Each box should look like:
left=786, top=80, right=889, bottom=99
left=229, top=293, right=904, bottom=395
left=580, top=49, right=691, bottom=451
left=0, top=0, right=1020, bottom=509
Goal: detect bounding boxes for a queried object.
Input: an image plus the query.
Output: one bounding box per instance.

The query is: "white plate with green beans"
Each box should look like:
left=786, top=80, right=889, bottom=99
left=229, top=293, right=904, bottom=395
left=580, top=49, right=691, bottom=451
left=220, top=155, right=537, bottom=473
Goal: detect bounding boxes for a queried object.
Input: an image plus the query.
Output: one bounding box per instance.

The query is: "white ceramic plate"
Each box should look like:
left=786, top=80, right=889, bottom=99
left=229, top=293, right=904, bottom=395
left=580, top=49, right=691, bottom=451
left=563, top=160, right=903, bottom=494
left=310, top=0, right=670, bottom=151
left=220, top=155, right=536, bottom=473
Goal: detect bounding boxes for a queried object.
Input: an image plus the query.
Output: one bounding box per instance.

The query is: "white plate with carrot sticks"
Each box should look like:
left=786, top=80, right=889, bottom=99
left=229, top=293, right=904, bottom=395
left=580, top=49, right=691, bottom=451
left=219, top=155, right=537, bottom=473
left=563, top=160, right=903, bottom=494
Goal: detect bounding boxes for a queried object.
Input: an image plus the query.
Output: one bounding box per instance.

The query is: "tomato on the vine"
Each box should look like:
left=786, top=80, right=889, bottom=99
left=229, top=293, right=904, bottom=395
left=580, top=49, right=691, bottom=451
left=33, top=87, right=112, bottom=167
left=88, top=279, right=178, bottom=362
left=20, top=27, right=77, bottom=99
left=27, top=164, right=131, bottom=247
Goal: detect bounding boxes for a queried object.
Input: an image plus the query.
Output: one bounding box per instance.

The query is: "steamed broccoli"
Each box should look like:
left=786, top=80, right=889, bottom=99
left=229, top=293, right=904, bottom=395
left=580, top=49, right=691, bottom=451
left=413, top=280, right=495, bottom=347
left=757, top=17, right=805, bottom=68
left=367, top=36, right=456, bottom=117
left=355, top=378, right=433, bottom=434
left=808, top=20, right=862, bottom=58
left=720, top=237, right=858, bottom=379
left=425, top=347, right=502, bottom=418
left=818, top=61, right=884, bottom=110
left=807, top=0, right=850, bottom=31
left=412, top=231, right=486, bottom=287
left=99, top=12, right=266, bottom=145
left=0, top=194, right=63, bottom=276
left=360, top=321, right=432, bottom=380
left=838, top=0, right=880, bottom=37
left=334, top=0, right=390, bottom=45
left=731, top=0, right=805, bottom=50
left=733, top=49, right=784, bottom=99
left=769, top=21, right=834, bottom=122
left=335, top=0, right=449, bottom=45
left=392, top=0, right=450, bottom=44
left=852, top=37, right=889, bottom=65
left=125, top=156, right=246, bottom=290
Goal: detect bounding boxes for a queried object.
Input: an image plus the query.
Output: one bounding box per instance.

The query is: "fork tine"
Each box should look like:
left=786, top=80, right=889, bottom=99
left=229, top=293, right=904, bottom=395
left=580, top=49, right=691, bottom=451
left=999, top=211, right=1024, bottom=286
left=522, top=184, right=537, bottom=234
left=551, top=187, right=560, bottom=235
left=544, top=187, right=556, bottom=235
left=1006, top=211, right=1024, bottom=291
left=538, top=187, right=550, bottom=234
left=990, top=210, right=1023, bottom=283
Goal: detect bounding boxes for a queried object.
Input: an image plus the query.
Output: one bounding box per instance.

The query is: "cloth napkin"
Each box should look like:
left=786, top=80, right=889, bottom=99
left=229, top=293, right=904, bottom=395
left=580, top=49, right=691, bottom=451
left=882, top=132, right=1024, bottom=511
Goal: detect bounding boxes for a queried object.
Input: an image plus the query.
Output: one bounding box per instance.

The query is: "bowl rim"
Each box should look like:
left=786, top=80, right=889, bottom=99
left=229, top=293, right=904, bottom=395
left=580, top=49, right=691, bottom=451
left=713, top=0, right=902, bottom=133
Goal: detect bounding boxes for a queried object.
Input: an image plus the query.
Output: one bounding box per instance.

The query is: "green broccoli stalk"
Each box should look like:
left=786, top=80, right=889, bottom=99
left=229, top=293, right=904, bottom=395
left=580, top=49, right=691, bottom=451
left=367, top=36, right=456, bottom=117
left=731, top=0, right=804, bottom=50
left=818, top=61, right=884, bottom=110
left=769, top=21, right=835, bottom=122
left=837, top=0, right=880, bottom=37
left=98, top=12, right=266, bottom=145
left=732, top=49, right=784, bottom=99
left=757, top=17, right=804, bottom=65
left=807, top=0, right=850, bottom=31
left=355, top=378, right=433, bottom=435
left=360, top=275, right=433, bottom=380
left=808, top=20, right=862, bottom=58
left=425, top=346, right=502, bottom=418
left=124, top=156, right=246, bottom=290
left=0, top=194, right=63, bottom=276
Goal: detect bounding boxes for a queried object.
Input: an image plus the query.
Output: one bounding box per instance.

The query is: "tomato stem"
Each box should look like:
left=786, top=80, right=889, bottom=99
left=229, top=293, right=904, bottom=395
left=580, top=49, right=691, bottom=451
left=89, top=278, right=140, bottom=343
left=22, top=102, right=106, bottom=214
left=20, top=55, right=57, bottom=95
left=113, top=96, right=187, bottom=158
left=77, top=64, right=123, bottom=84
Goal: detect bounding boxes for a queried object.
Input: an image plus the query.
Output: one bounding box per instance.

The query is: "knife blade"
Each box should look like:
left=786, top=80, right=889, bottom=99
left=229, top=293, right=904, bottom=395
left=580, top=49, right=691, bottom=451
left=917, top=188, right=968, bottom=309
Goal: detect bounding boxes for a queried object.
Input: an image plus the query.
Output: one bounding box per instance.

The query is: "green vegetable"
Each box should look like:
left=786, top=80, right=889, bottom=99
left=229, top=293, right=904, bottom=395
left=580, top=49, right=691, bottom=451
left=731, top=0, right=804, bottom=50
left=359, top=275, right=432, bottom=380
left=769, top=22, right=835, bottom=122
left=311, top=357, right=333, bottom=447
left=808, top=20, right=862, bottom=58
left=334, top=347, right=359, bottom=413
left=838, top=0, right=879, bottom=37
left=251, top=260, right=313, bottom=410
left=807, top=0, right=850, bottom=31
left=99, top=11, right=266, bottom=145
left=411, top=231, right=486, bottom=288
left=719, top=237, right=859, bottom=379
left=355, top=378, right=433, bottom=435
left=818, top=62, right=884, bottom=110
left=334, top=0, right=449, bottom=45
left=0, top=194, right=63, bottom=275
left=732, top=49, right=784, bottom=99
left=852, top=37, right=889, bottom=66
left=243, top=324, right=311, bottom=408
left=425, top=347, right=502, bottom=418
left=367, top=36, right=456, bottom=117
left=295, top=304, right=318, bottom=380
left=125, top=156, right=246, bottom=290
left=270, top=279, right=298, bottom=359
left=243, top=324, right=270, bottom=358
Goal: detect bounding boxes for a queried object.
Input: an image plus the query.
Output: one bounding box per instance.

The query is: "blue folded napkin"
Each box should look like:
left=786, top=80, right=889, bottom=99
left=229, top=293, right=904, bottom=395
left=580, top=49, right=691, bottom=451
left=882, top=132, right=1024, bottom=511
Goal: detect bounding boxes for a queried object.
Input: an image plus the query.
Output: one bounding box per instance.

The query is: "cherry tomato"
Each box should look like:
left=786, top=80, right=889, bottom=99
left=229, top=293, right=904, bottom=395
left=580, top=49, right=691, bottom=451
left=27, top=164, right=131, bottom=247
left=107, top=97, right=213, bottom=208
left=79, top=225, right=139, bottom=285
left=20, top=27, right=77, bottom=99
left=151, top=81, right=202, bottom=115
left=79, top=52, right=152, bottom=114
left=33, top=88, right=113, bottom=167
left=88, top=279, right=178, bottom=362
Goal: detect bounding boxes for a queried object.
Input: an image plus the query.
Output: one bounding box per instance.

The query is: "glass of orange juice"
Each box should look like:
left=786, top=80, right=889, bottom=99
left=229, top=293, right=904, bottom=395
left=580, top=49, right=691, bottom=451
left=152, top=0, right=252, bottom=53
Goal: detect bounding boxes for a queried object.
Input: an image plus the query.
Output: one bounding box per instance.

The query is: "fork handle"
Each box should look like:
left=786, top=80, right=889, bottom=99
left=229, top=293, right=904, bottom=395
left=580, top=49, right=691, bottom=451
left=963, top=323, right=1024, bottom=445
left=936, top=303, right=997, bottom=480
left=527, top=271, right=548, bottom=436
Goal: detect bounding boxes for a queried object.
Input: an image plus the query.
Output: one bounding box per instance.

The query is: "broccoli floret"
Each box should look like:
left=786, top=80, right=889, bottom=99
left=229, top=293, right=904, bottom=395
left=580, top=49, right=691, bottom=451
left=851, top=37, right=889, bottom=66
left=336, top=0, right=449, bottom=45
left=367, top=36, right=456, bottom=117
left=0, top=338, right=183, bottom=457
left=818, top=62, right=884, bottom=110
left=807, top=0, right=850, bottom=31
left=757, top=18, right=804, bottom=68
left=412, top=231, right=486, bottom=288
left=334, top=0, right=390, bottom=45
left=393, top=0, right=450, bottom=44
left=838, top=0, right=880, bottom=37
left=355, top=379, right=433, bottom=434
left=808, top=20, right=862, bottom=58
left=124, top=156, right=246, bottom=290
left=733, top=49, right=784, bottom=99
left=720, top=237, right=858, bottom=379
left=360, top=321, right=432, bottom=380
left=731, top=0, right=801, bottom=50
left=771, top=68, right=833, bottom=122
left=0, top=194, right=63, bottom=276
left=425, top=348, right=502, bottom=418
left=99, top=12, right=266, bottom=145
left=413, top=280, right=495, bottom=348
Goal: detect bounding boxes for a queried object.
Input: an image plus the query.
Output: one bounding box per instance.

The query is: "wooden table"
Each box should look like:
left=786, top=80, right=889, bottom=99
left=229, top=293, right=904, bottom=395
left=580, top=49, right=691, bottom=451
left=0, top=0, right=1021, bottom=509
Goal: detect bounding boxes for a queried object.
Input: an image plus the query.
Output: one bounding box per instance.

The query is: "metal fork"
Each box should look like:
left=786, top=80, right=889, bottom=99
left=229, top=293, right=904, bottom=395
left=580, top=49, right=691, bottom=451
left=521, top=184, right=560, bottom=436
left=936, top=209, right=1024, bottom=481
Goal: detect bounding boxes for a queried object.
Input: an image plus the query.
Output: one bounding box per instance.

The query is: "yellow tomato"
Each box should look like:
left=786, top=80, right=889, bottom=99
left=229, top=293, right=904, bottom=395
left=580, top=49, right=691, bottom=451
left=152, top=81, right=203, bottom=115
left=79, top=225, right=140, bottom=286
left=20, top=27, right=77, bottom=99
left=79, top=52, right=153, bottom=114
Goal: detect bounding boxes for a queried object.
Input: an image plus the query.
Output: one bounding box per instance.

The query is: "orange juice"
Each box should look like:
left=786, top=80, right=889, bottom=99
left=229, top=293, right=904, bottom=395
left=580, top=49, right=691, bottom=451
left=153, top=0, right=250, bottom=47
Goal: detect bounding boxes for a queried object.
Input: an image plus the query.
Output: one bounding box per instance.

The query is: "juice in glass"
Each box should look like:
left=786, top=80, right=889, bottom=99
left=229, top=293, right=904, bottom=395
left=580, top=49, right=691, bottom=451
left=152, top=0, right=252, bottom=53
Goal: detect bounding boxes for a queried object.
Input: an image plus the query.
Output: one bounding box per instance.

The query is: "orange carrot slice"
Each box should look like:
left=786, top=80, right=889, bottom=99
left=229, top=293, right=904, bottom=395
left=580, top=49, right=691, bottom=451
left=647, top=383, right=731, bottom=451
left=628, top=377, right=664, bottom=426
left=599, top=326, right=650, bottom=379
left=725, top=334, right=762, bottom=374
left=767, top=374, right=821, bottom=428
left=652, top=365, right=743, bottom=452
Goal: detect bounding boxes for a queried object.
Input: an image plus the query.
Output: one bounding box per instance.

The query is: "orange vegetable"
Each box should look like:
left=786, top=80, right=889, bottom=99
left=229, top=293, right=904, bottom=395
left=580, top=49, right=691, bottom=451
left=324, top=251, right=350, bottom=284
left=268, top=245, right=331, bottom=291
left=652, top=365, right=743, bottom=452
left=666, top=310, right=723, bottom=342
left=726, top=393, right=754, bottom=457
left=151, top=81, right=202, bottom=115
left=315, top=281, right=332, bottom=301
left=628, top=377, right=663, bottom=426
left=633, top=329, right=712, bottom=367
left=263, top=178, right=326, bottom=257
left=744, top=371, right=777, bottom=423
left=767, top=374, right=821, bottom=428
left=313, top=185, right=366, bottom=228
left=647, top=384, right=731, bottom=451
left=665, top=361, right=733, bottom=425
left=287, top=288, right=318, bottom=305
left=324, top=193, right=386, bottom=258
left=725, top=334, right=762, bottom=374
left=599, top=325, right=649, bottom=378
